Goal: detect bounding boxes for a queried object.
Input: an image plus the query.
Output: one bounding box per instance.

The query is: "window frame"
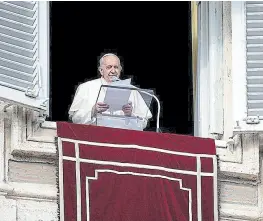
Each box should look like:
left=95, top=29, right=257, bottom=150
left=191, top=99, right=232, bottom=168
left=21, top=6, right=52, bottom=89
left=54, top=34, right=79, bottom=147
left=231, top=1, right=263, bottom=132
left=0, top=1, right=50, bottom=113
left=194, top=1, right=224, bottom=138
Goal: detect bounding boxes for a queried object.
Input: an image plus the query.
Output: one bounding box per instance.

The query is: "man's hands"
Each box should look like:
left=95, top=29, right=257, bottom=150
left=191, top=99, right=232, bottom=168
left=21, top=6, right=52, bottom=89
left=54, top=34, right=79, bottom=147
left=92, top=102, right=133, bottom=116
left=94, top=102, right=109, bottom=113
left=122, top=101, right=133, bottom=116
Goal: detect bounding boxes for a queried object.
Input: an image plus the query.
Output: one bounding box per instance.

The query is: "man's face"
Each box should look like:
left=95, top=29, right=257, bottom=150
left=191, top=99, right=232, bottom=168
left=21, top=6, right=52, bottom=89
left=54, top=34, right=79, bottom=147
left=99, top=55, right=121, bottom=83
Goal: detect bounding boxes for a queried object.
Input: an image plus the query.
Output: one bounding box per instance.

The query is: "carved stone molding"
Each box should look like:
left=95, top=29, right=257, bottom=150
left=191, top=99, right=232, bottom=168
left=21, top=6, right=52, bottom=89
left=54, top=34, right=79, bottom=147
left=0, top=105, right=58, bottom=203
left=216, top=134, right=242, bottom=163
left=217, top=134, right=260, bottom=181
left=3, top=106, right=57, bottom=162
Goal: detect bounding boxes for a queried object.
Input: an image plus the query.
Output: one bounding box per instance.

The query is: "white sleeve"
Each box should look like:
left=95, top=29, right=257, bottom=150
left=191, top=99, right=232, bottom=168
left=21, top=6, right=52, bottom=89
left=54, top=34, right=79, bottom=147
left=140, top=117, right=149, bottom=130
left=68, top=84, right=94, bottom=124
left=71, top=109, right=93, bottom=124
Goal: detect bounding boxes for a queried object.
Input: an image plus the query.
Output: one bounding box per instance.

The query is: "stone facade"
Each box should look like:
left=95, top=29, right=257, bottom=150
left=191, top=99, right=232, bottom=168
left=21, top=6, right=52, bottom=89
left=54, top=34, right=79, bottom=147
left=0, top=106, right=261, bottom=220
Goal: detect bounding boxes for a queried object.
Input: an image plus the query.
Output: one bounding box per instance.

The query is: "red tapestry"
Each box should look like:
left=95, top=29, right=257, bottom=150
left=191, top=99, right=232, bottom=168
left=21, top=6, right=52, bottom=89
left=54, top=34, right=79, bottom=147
left=57, top=122, right=218, bottom=221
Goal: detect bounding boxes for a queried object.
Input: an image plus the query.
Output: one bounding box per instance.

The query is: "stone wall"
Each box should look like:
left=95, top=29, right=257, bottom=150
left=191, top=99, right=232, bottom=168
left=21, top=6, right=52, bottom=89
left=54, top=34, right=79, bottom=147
left=0, top=106, right=262, bottom=220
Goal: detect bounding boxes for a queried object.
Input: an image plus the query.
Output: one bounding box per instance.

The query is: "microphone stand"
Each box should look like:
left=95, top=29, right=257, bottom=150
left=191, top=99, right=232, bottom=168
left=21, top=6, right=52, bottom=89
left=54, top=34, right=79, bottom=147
left=137, top=90, right=161, bottom=133
left=106, top=77, right=162, bottom=133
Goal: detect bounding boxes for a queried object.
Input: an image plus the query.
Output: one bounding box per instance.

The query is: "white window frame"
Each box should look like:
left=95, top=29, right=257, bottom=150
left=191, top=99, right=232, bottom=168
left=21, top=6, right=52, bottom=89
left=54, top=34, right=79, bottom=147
left=195, top=1, right=263, bottom=137
left=195, top=2, right=260, bottom=168
left=38, top=1, right=50, bottom=116
left=232, top=1, right=263, bottom=133
left=232, top=1, right=248, bottom=130
left=0, top=1, right=50, bottom=114
left=195, top=1, right=224, bottom=138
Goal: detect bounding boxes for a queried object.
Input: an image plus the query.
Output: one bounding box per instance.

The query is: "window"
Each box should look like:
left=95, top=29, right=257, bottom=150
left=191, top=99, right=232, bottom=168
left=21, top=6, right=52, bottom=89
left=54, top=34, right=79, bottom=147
left=0, top=1, right=49, bottom=113
left=0, top=1, right=194, bottom=135
left=49, top=1, right=193, bottom=135
left=232, top=1, right=263, bottom=132
left=246, top=2, right=263, bottom=120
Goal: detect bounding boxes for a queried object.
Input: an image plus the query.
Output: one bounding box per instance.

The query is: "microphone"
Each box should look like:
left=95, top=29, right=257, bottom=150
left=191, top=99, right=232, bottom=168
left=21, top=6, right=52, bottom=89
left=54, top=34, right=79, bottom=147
left=111, top=76, right=120, bottom=82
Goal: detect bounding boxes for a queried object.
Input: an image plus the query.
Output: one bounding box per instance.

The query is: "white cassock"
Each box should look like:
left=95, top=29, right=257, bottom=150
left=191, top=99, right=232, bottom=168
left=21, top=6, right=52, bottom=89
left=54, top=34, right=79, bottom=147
left=68, top=77, right=152, bottom=129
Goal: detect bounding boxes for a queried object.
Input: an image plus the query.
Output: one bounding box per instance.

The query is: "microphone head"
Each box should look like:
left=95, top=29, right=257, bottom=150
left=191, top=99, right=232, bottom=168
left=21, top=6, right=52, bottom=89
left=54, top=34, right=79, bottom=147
left=111, top=76, right=119, bottom=82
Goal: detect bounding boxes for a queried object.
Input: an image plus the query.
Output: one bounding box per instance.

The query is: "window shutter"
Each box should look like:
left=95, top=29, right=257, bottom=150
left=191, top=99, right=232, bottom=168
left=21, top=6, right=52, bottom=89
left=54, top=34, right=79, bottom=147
left=0, top=1, right=48, bottom=111
left=246, top=2, right=263, bottom=119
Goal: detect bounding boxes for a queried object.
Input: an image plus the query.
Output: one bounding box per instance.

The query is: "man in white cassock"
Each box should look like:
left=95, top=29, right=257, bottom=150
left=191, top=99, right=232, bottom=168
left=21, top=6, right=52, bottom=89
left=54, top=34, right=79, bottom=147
left=68, top=53, right=152, bottom=129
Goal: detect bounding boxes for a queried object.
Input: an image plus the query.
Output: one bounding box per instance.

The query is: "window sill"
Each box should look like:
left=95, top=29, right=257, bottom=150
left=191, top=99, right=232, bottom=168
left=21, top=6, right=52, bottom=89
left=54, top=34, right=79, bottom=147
left=233, top=120, right=263, bottom=134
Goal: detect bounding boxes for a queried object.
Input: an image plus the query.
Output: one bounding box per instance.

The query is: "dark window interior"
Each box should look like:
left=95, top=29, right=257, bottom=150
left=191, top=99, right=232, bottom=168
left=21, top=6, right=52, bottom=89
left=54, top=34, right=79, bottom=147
left=49, top=2, right=193, bottom=135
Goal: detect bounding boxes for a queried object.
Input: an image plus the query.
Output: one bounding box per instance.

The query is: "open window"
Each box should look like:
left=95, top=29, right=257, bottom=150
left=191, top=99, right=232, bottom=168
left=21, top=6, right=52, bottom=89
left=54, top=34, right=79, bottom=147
left=0, top=1, right=49, bottom=113
left=49, top=2, right=193, bottom=134
left=0, top=1, right=193, bottom=134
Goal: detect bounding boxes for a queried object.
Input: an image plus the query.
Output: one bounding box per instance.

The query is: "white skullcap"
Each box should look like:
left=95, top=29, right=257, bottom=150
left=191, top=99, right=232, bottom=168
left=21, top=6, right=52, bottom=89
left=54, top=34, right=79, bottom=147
left=99, top=53, right=120, bottom=67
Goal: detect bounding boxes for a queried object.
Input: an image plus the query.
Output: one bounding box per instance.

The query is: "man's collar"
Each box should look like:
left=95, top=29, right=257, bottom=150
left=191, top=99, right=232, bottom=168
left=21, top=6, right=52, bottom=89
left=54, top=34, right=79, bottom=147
left=100, top=77, right=109, bottom=85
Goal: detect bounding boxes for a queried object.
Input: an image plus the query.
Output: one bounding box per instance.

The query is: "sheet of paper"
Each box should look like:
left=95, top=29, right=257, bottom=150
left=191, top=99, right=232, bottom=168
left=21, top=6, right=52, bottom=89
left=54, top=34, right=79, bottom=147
left=103, top=78, right=134, bottom=111
left=111, top=78, right=131, bottom=86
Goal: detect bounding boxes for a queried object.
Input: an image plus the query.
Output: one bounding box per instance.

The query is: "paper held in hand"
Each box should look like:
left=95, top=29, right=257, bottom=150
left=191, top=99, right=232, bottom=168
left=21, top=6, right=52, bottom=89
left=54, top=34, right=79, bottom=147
left=103, top=78, right=135, bottom=111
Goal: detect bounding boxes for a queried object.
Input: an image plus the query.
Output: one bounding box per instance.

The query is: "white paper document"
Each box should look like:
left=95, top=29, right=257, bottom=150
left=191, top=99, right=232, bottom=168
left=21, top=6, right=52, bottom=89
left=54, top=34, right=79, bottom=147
left=103, top=78, right=135, bottom=111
